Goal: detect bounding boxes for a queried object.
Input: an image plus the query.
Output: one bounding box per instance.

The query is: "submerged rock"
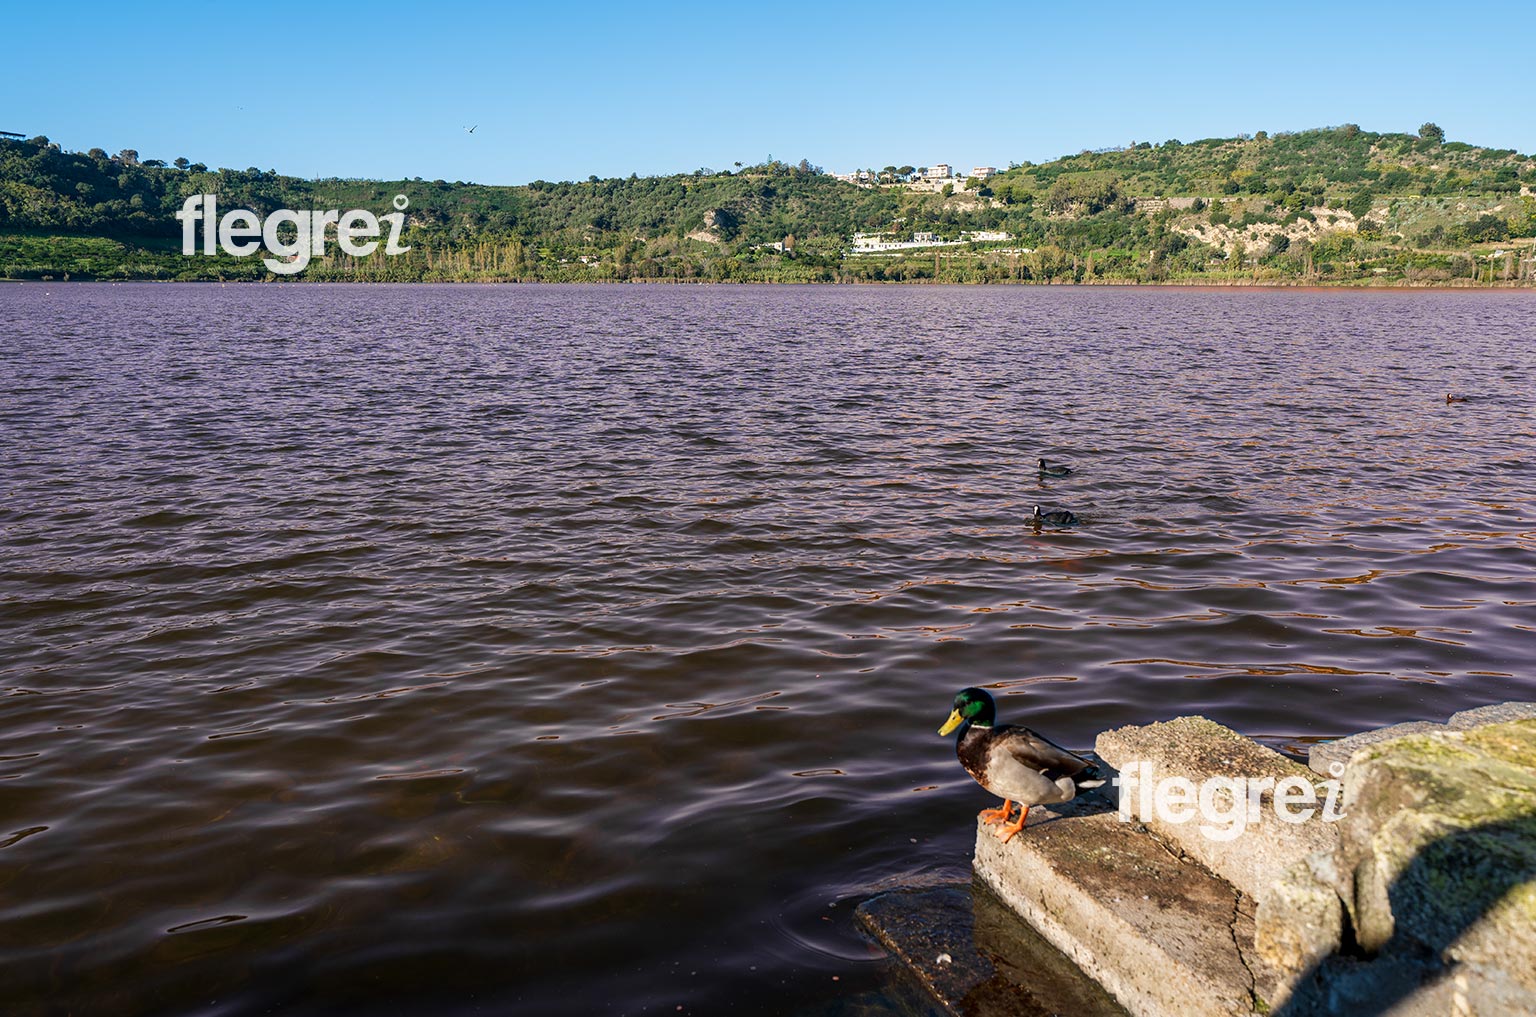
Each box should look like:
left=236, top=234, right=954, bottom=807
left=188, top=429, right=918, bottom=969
left=855, top=879, right=1126, bottom=1017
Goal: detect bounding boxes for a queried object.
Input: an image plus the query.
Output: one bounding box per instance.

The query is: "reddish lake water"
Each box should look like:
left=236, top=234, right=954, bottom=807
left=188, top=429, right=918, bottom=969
left=2, top=283, right=1534, bottom=1015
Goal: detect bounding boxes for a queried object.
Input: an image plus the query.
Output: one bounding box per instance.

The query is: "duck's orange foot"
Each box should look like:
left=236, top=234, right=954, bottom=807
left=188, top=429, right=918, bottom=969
left=994, top=805, right=1031, bottom=843
left=978, top=801, right=1014, bottom=825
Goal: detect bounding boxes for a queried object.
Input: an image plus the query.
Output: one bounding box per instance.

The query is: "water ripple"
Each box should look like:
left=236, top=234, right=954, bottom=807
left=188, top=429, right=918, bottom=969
left=2, top=283, right=1534, bottom=1016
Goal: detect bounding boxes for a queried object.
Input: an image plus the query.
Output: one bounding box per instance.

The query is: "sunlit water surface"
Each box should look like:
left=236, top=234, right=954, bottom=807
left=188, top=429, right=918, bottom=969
left=2, top=283, right=1534, bottom=1016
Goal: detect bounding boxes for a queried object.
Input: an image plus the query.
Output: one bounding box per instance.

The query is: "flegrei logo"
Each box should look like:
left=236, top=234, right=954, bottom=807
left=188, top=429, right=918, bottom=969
left=176, top=193, right=411, bottom=275
left=1112, top=760, right=1347, bottom=842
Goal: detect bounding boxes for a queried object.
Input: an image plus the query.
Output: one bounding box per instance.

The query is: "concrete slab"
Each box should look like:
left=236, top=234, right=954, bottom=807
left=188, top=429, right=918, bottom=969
left=1306, top=703, right=1536, bottom=776
left=1096, top=717, right=1340, bottom=900
left=855, top=881, right=1127, bottom=1017
left=1306, top=721, right=1443, bottom=777
left=971, top=799, right=1275, bottom=1017
left=1447, top=701, right=1536, bottom=730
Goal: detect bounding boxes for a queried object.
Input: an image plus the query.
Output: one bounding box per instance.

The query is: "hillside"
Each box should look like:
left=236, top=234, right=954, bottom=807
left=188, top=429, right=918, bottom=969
left=2, top=125, right=1533, bottom=284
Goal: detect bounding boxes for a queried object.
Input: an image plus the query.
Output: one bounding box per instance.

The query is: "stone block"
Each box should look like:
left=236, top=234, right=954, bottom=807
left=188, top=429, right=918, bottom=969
left=1336, top=718, right=1536, bottom=985
left=1097, top=716, right=1340, bottom=900
left=971, top=801, right=1274, bottom=1016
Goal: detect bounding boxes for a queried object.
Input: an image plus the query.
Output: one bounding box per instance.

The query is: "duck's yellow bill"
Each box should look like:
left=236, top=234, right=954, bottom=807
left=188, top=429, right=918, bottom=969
left=938, top=710, right=964, bottom=736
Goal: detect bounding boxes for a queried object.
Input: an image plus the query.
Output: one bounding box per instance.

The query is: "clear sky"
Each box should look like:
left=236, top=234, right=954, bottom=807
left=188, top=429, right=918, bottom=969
left=6, top=0, right=1531, bottom=185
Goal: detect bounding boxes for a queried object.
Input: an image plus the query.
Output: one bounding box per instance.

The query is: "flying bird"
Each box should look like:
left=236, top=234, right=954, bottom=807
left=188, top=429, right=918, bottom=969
left=464, top=125, right=478, bottom=134
left=939, top=687, right=1105, bottom=842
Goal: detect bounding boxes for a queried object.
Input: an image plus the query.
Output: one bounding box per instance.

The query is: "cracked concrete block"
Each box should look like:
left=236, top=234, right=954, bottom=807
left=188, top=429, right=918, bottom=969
left=1096, top=716, right=1340, bottom=901
left=1254, top=853, right=1344, bottom=1005
left=971, top=800, right=1274, bottom=1017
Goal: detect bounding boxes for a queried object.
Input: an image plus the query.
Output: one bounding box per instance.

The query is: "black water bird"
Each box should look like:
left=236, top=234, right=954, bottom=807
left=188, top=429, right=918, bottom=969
left=1446, top=393, right=1468, bottom=403
left=1032, top=505, right=1078, bottom=527
left=938, top=687, right=1105, bottom=842
left=1038, top=458, right=1073, bottom=477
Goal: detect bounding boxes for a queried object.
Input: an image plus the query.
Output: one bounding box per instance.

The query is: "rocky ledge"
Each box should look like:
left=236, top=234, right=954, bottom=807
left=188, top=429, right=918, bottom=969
left=859, top=703, right=1536, bottom=1016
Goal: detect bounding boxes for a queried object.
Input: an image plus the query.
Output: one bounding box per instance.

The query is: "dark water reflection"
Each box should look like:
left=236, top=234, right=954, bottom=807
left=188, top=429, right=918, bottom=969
left=2, top=283, right=1534, bottom=1015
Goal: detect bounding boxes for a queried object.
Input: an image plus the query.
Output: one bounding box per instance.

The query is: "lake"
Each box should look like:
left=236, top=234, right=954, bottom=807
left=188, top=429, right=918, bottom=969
left=2, top=283, right=1534, bottom=1015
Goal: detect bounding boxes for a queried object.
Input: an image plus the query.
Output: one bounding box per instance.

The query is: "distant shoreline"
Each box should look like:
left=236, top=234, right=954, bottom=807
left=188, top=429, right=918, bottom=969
left=6, top=277, right=1534, bottom=293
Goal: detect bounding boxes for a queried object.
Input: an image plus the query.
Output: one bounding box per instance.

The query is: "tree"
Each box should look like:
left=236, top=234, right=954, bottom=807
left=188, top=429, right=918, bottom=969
left=174, top=157, right=190, bottom=170
left=1459, top=214, right=1508, bottom=243
left=115, top=149, right=139, bottom=165
left=1418, top=122, right=1445, bottom=144
left=1347, top=189, right=1375, bottom=221
left=1046, top=174, right=1122, bottom=213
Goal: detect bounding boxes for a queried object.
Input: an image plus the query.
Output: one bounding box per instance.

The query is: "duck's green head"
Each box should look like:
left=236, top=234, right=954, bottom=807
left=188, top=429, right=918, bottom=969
left=938, top=687, right=996, bottom=736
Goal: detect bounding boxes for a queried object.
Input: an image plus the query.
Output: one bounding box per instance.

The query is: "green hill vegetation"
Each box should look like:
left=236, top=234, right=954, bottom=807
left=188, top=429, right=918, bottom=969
left=2, top=124, right=1534, bottom=284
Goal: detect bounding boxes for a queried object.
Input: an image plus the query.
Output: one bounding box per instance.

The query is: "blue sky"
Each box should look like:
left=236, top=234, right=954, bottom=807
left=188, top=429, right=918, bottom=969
left=6, top=0, right=1531, bottom=184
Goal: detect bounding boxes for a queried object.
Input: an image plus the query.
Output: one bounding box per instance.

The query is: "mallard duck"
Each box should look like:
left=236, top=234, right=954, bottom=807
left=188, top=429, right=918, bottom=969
left=1446, top=393, right=1468, bottom=403
left=1038, top=458, right=1073, bottom=477
left=1032, top=505, right=1078, bottom=526
left=938, top=687, right=1104, bottom=842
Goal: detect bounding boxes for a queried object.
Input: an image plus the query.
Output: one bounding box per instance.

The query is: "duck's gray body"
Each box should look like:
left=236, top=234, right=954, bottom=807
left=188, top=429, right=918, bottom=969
left=956, top=723, right=1101, bottom=806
